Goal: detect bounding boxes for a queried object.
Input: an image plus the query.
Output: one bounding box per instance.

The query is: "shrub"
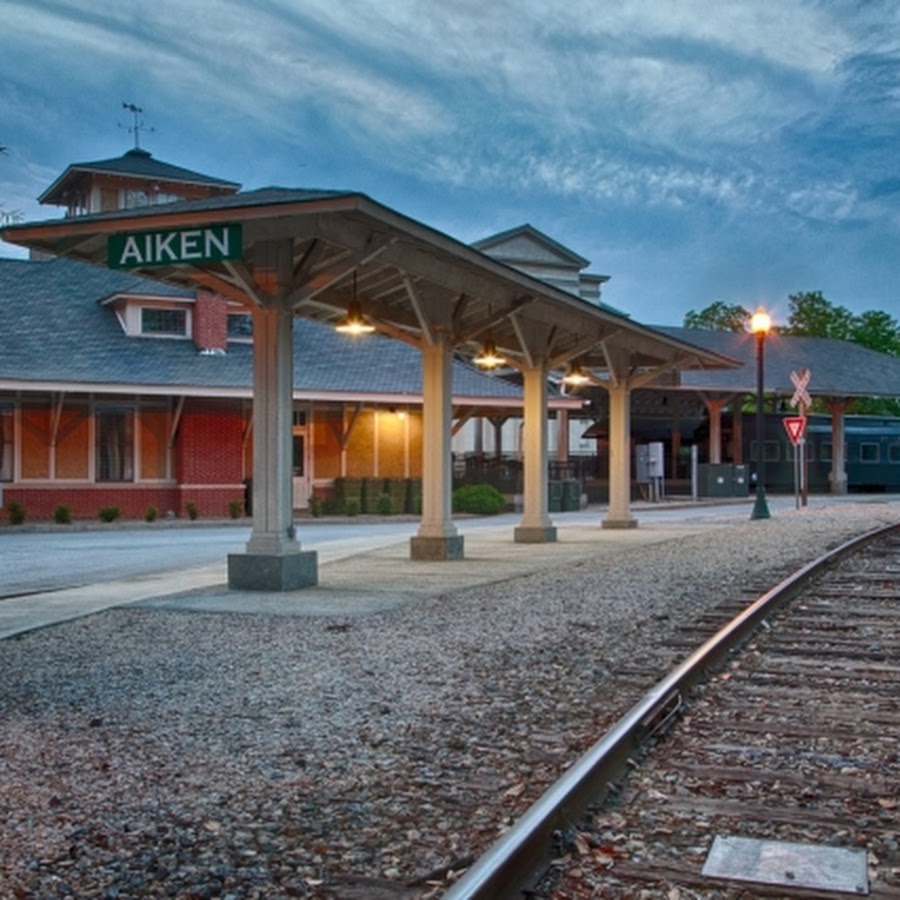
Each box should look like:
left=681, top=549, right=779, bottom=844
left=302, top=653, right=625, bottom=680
left=185, top=501, right=199, bottom=521
left=344, top=499, right=360, bottom=517
left=308, top=493, right=323, bottom=518
left=452, top=483, right=507, bottom=515
left=375, top=493, right=394, bottom=515
left=53, top=504, right=72, bottom=525
left=228, top=499, right=243, bottom=520
left=99, top=506, right=121, bottom=523
left=145, top=505, right=159, bottom=523
left=7, top=500, right=25, bottom=525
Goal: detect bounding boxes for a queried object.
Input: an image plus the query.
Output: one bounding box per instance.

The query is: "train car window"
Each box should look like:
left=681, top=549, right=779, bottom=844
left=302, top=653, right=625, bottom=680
left=890, top=443, right=900, bottom=464
left=821, top=441, right=832, bottom=462
left=860, top=442, right=879, bottom=463
left=764, top=440, right=780, bottom=462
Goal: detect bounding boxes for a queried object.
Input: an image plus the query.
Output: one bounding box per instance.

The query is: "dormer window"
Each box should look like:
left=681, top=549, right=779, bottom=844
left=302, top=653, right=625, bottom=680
left=227, top=312, right=253, bottom=341
left=141, top=307, right=187, bottom=336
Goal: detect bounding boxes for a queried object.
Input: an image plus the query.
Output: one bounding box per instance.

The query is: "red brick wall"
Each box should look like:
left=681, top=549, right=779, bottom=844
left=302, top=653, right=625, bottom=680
left=3, top=486, right=180, bottom=521
left=173, top=398, right=245, bottom=516
left=193, top=291, right=228, bottom=352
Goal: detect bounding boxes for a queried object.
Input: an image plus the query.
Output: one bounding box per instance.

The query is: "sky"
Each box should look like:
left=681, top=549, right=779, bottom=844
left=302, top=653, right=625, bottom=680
left=2, top=0, right=899, bottom=327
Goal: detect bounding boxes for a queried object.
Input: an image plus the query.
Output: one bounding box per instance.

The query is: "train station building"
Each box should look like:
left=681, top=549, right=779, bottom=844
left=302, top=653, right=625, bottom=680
left=2, top=148, right=898, bottom=589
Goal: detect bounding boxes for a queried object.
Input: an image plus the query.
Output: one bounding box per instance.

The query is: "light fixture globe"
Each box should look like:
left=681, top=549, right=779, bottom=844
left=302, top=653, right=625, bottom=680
left=334, top=301, right=375, bottom=336
left=474, top=339, right=505, bottom=369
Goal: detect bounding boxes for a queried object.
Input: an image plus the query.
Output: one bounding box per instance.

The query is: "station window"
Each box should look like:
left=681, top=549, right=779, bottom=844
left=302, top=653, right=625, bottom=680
left=859, top=442, right=879, bottom=463
left=227, top=313, right=253, bottom=339
left=0, top=406, right=12, bottom=481
left=96, top=408, right=135, bottom=482
left=141, top=307, right=187, bottom=336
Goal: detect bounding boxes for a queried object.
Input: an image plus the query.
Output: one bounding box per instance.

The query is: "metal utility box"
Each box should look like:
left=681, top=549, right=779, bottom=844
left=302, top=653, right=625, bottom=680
left=698, top=463, right=733, bottom=497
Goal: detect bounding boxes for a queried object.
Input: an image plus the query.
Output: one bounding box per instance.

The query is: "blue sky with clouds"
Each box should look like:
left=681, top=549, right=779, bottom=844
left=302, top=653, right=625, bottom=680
left=2, top=0, right=899, bottom=326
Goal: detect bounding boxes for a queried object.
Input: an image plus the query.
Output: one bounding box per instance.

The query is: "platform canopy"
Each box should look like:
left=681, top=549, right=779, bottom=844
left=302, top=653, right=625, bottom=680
left=3, top=187, right=735, bottom=378
left=4, top=188, right=738, bottom=586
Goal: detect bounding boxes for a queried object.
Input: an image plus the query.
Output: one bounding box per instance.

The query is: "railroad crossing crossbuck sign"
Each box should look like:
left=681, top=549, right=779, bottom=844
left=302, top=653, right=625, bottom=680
left=783, top=416, right=807, bottom=445
left=790, top=368, right=811, bottom=408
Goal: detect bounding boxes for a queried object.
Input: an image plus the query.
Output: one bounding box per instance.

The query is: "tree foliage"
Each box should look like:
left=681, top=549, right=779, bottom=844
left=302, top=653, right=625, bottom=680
left=782, top=291, right=854, bottom=340
left=683, top=300, right=751, bottom=332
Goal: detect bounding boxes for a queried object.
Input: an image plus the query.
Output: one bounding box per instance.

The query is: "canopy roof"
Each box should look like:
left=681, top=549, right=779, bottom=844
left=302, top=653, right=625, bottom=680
left=3, top=187, right=738, bottom=381
left=656, top=327, right=900, bottom=400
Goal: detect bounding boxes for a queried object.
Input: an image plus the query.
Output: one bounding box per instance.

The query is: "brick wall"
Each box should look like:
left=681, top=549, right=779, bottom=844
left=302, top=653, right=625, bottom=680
left=3, top=486, right=180, bottom=521
left=193, top=291, right=228, bottom=352
left=173, top=398, right=246, bottom=517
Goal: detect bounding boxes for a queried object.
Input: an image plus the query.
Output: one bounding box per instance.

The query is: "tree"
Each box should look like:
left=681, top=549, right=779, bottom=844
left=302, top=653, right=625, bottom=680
left=850, top=309, right=900, bottom=356
left=782, top=291, right=854, bottom=340
left=683, top=300, right=751, bottom=332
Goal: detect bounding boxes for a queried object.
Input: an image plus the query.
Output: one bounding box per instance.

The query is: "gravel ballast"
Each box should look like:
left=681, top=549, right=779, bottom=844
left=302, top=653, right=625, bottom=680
left=0, top=503, right=897, bottom=898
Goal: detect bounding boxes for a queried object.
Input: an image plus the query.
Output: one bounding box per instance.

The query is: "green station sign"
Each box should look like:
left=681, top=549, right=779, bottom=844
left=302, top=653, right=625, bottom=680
left=108, top=223, right=243, bottom=269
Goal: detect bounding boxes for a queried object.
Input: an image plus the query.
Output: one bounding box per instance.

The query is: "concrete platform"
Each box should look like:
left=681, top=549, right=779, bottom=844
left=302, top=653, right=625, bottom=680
left=2, top=495, right=897, bottom=639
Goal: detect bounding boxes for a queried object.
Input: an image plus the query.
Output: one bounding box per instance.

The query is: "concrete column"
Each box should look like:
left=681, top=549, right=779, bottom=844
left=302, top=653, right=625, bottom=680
left=829, top=401, right=848, bottom=494
left=732, top=403, right=744, bottom=464
left=556, top=408, right=570, bottom=464
left=228, top=304, right=317, bottom=589
left=515, top=361, right=556, bottom=543
left=704, top=397, right=726, bottom=464
left=603, top=380, right=637, bottom=528
left=411, top=336, right=464, bottom=560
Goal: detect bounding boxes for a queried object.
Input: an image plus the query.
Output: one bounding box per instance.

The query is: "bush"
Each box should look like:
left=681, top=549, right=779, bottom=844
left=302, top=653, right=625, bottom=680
left=344, top=499, right=360, bottom=517
left=7, top=500, right=25, bottom=525
left=185, top=501, right=198, bottom=521
left=375, top=493, right=394, bottom=515
left=228, top=499, right=243, bottom=520
left=53, top=504, right=72, bottom=525
left=99, top=506, right=121, bottom=523
left=309, top=493, right=323, bottom=518
left=452, top=483, right=507, bottom=515
left=145, top=505, right=158, bottom=523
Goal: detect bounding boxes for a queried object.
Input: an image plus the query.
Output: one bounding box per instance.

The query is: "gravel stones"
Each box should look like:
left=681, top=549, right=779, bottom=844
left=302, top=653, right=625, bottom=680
left=0, top=503, right=896, bottom=897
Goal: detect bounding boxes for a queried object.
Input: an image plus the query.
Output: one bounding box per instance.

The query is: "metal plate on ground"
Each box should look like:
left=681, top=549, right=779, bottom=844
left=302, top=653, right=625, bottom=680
left=703, top=836, right=869, bottom=895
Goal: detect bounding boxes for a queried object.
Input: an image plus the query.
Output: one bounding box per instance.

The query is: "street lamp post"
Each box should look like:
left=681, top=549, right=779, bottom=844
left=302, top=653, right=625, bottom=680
left=750, top=306, right=771, bottom=520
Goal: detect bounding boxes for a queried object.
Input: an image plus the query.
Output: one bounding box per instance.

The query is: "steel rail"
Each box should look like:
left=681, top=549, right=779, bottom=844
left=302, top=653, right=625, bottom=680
left=443, top=521, right=899, bottom=900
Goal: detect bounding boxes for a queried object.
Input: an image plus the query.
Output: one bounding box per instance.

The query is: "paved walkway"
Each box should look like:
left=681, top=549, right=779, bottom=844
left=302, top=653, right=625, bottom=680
left=2, top=495, right=898, bottom=640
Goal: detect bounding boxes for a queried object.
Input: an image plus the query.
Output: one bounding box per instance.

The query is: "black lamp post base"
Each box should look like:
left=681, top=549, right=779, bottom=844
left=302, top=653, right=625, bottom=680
left=750, top=488, right=771, bottom=520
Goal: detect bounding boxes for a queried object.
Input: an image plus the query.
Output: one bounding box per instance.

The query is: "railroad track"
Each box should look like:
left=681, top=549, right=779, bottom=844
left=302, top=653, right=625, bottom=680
left=444, top=524, right=900, bottom=899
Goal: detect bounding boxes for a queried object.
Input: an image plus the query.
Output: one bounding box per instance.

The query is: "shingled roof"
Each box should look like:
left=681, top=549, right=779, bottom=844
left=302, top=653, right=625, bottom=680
left=0, top=256, right=526, bottom=402
left=38, top=148, right=241, bottom=206
left=657, top=326, right=900, bottom=400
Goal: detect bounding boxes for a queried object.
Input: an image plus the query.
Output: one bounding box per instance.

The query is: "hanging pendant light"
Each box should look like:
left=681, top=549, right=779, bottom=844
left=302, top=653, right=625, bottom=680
left=474, top=338, right=506, bottom=369
left=335, top=273, right=375, bottom=335
left=562, top=361, right=590, bottom=386
left=474, top=304, right=505, bottom=369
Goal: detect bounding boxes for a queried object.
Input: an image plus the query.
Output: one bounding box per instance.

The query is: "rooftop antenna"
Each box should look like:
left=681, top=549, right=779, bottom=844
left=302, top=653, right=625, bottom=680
left=120, top=102, right=154, bottom=150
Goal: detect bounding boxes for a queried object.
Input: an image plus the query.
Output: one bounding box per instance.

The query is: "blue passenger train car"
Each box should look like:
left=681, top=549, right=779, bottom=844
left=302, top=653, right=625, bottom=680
left=747, top=413, right=900, bottom=493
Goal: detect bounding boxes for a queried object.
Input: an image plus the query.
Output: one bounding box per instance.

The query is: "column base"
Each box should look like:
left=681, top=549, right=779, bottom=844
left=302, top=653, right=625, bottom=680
left=602, top=518, right=639, bottom=530
left=227, top=551, right=318, bottom=591
left=514, top=525, right=558, bottom=543
left=410, top=535, right=465, bottom=561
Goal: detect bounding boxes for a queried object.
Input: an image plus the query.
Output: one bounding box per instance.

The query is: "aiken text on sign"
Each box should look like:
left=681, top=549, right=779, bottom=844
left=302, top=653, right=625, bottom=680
left=108, top=224, right=243, bottom=268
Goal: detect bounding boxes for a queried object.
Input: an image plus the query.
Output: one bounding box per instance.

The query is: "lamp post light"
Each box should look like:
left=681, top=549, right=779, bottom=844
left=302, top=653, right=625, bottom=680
left=750, top=306, right=771, bottom=520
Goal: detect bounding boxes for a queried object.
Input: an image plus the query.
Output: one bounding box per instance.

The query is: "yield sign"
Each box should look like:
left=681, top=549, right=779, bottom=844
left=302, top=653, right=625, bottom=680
left=790, top=368, right=811, bottom=408
left=783, top=416, right=807, bottom=445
